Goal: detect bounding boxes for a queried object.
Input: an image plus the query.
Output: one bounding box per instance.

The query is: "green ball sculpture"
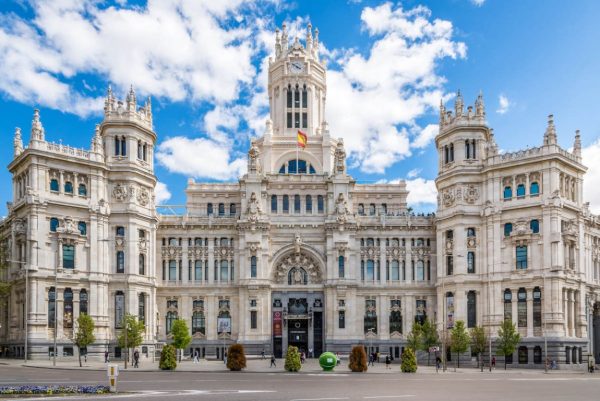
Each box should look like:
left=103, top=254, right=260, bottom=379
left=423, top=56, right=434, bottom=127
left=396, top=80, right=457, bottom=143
left=319, top=352, right=337, bottom=371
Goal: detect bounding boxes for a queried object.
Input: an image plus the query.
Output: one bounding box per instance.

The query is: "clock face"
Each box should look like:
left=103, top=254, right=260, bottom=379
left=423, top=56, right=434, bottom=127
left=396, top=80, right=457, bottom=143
left=290, top=61, right=304, bottom=74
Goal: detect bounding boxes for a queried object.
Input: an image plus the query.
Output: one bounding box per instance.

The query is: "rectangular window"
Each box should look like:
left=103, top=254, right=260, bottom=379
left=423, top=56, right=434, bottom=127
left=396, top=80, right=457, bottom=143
left=302, top=90, right=307, bottom=108
left=250, top=256, right=257, bottom=278
left=338, top=256, right=345, bottom=278
left=250, top=310, right=257, bottom=329
left=302, top=112, right=307, bottom=128
left=415, top=300, right=426, bottom=325
left=116, top=251, right=125, bottom=274
left=63, top=245, right=75, bottom=269
left=518, top=299, right=527, bottom=328
left=169, top=260, right=177, bottom=281
left=294, top=113, right=300, bottom=128
left=306, top=195, right=312, bottom=213
left=195, top=260, right=202, bottom=281
left=467, top=251, right=475, bottom=274
left=287, top=90, right=292, bottom=108
left=446, top=255, right=453, bottom=275
left=516, top=246, right=527, bottom=269
left=287, top=112, right=292, bottom=128
left=317, top=195, right=324, bottom=213
left=338, top=311, right=345, bottom=329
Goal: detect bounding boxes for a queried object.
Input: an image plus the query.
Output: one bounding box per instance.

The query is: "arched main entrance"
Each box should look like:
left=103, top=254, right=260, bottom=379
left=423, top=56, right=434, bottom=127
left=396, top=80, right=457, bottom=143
left=593, top=302, right=600, bottom=362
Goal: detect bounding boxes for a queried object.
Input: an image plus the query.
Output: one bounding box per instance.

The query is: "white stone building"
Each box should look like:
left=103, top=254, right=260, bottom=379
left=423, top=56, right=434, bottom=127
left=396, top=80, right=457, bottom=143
left=0, top=23, right=599, bottom=367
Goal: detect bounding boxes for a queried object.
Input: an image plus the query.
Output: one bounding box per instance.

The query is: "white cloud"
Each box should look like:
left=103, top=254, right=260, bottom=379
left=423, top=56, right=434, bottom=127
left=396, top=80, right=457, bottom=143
left=407, top=168, right=421, bottom=178
left=155, top=182, right=172, bottom=205
left=325, top=2, right=466, bottom=173
left=497, top=94, right=511, bottom=114
left=471, top=0, right=486, bottom=6
left=412, top=124, right=439, bottom=149
left=406, top=177, right=438, bottom=208
left=582, top=139, right=600, bottom=214
left=156, top=136, right=246, bottom=181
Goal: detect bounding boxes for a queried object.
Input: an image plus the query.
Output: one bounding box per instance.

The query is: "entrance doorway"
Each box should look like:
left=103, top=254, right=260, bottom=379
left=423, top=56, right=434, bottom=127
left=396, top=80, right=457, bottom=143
left=288, top=319, right=308, bottom=354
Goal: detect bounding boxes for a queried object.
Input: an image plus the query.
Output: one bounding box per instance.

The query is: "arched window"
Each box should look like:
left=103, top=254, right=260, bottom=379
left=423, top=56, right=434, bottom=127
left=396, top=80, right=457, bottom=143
left=78, top=183, right=87, bottom=196
left=366, top=259, right=375, bottom=281
left=63, top=288, right=73, bottom=329
left=50, top=179, right=59, bottom=192
left=78, top=221, right=87, bottom=236
left=465, top=140, right=471, bottom=159
left=467, top=291, right=476, bottom=328
left=467, top=251, right=475, bottom=274
left=317, top=195, right=324, bottom=213
left=220, top=260, right=229, bottom=281
left=504, top=223, right=513, bottom=237
left=50, top=217, right=59, bottom=232
left=294, top=195, right=301, bottom=213
left=218, top=203, right=225, bottom=216
left=467, top=227, right=476, bottom=237
left=230, top=203, right=236, bottom=216
left=381, top=203, right=387, bottom=215
left=369, top=204, right=376, bottom=215
left=392, top=238, right=399, bottom=247
left=64, top=181, right=73, bottom=193
left=63, top=245, right=75, bottom=269
left=280, top=159, right=315, bottom=174
left=530, top=219, right=540, bottom=234
left=138, top=293, right=145, bottom=324
left=364, top=299, right=377, bottom=334
left=504, top=289, right=512, bottom=321
left=518, top=346, right=528, bottom=364
left=533, top=287, right=542, bottom=329
left=391, top=260, right=400, bottom=281
left=530, top=182, right=540, bottom=195
left=271, top=195, right=278, bottom=213
left=446, top=292, right=454, bottom=328
left=116, top=251, right=125, bottom=273
left=358, top=204, right=364, bottom=215
left=137, top=140, right=143, bottom=159
left=516, top=184, right=526, bottom=197
left=48, top=287, right=56, bottom=327
left=516, top=246, right=527, bottom=269
left=194, top=260, right=202, bottom=281
left=283, top=195, right=289, bottom=213
left=288, top=267, right=308, bottom=285
left=389, top=300, right=402, bottom=334
left=338, top=255, right=345, bottom=278
left=139, top=253, right=145, bottom=275
left=416, top=260, right=424, bottom=281
left=115, top=291, right=125, bottom=328
left=116, top=226, right=125, bottom=237
left=121, top=136, right=127, bottom=156
left=306, top=195, right=312, bottom=213
left=250, top=256, right=257, bottom=278
left=207, top=203, right=213, bottom=215
left=367, top=238, right=374, bottom=246
left=79, top=289, right=88, bottom=315
left=192, top=311, right=205, bottom=335
left=503, top=186, right=513, bottom=199
left=166, top=311, right=177, bottom=335
left=517, top=288, right=527, bottom=328
left=114, top=137, right=120, bottom=156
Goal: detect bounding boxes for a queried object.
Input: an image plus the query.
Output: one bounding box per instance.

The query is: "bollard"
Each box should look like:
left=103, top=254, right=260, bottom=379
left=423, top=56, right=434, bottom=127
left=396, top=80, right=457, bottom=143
left=107, top=364, right=119, bottom=393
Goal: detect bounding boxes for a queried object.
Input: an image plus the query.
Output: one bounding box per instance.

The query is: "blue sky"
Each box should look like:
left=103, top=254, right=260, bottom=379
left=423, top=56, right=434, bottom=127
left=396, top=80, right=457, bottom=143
left=1, top=0, right=600, bottom=215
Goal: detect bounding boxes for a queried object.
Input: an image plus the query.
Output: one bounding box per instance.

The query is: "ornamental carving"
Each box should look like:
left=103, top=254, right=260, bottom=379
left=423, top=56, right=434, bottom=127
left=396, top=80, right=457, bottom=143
left=246, top=192, right=263, bottom=222
left=12, top=218, right=27, bottom=235
left=137, top=187, right=150, bottom=206
left=248, top=140, right=261, bottom=174
left=464, top=185, right=479, bottom=204
left=334, top=139, right=346, bottom=174
left=112, top=183, right=128, bottom=201
left=442, top=189, right=455, bottom=207
left=273, top=252, right=322, bottom=284
left=335, top=193, right=350, bottom=223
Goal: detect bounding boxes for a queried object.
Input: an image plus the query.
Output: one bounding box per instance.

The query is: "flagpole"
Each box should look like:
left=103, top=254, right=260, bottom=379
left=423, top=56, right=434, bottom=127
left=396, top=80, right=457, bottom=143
left=296, top=135, right=299, bottom=174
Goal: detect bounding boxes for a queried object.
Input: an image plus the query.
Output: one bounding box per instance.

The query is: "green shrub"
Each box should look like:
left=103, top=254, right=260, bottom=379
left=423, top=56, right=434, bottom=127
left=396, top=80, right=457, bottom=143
left=284, top=346, right=302, bottom=372
left=226, top=344, right=247, bottom=371
left=348, top=345, right=368, bottom=372
left=401, top=348, right=417, bottom=373
left=159, top=344, right=177, bottom=370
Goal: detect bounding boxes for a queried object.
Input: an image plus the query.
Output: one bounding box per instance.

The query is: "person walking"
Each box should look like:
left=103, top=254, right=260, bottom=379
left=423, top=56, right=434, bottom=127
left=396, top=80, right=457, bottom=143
left=261, top=350, right=265, bottom=360
left=491, top=356, right=496, bottom=369
left=104, top=350, right=109, bottom=363
left=385, top=355, right=391, bottom=370
left=368, top=353, right=374, bottom=367
left=193, top=350, right=199, bottom=364
left=224, top=352, right=228, bottom=365
left=436, top=356, right=441, bottom=372
left=133, top=350, right=140, bottom=368
left=270, top=355, right=276, bottom=368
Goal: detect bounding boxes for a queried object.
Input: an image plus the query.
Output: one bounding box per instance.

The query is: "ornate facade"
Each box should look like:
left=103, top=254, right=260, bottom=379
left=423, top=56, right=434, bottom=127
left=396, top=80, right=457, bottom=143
left=0, top=23, right=599, bottom=367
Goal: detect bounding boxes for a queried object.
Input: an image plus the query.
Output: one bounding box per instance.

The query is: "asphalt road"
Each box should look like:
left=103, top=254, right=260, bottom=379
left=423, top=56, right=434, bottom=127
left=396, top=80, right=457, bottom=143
left=0, top=365, right=598, bottom=401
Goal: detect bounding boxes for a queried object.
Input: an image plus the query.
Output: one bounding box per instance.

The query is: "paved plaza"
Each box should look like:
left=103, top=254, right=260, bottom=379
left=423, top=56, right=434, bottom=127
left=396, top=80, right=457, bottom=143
left=0, top=359, right=598, bottom=401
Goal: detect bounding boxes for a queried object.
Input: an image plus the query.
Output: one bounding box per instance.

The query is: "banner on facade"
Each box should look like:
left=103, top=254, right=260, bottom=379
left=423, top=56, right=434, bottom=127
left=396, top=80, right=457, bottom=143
left=273, top=311, right=282, bottom=337
left=446, top=295, right=454, bottom=329
left=217, top=317, right=231, bottom=334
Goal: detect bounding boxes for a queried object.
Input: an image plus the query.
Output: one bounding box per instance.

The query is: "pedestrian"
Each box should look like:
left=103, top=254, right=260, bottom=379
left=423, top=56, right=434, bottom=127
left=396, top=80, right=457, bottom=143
left=224, top=352, right=228, bottom=365
left=301, top=351, right=306, bottom=364
left=551, top=360, right=557, bottom=370
left=385, top=355, right=391, bottom=370
left=588, top=356, right=595, bottom=373
left=336, top=352, right=341, bottom=366
left=270, top=355, right=276, bottom=368
left=491, top=356, right=496, bottom=368
left=133, top=350, right=139, bottom=368
left=104, top=350, right=109, bottom=363
left=261, top=350, right=265, bottom=360
left=193, top=350, right=199, bottom=364
left=436, top=356, right=441, bottom=372
left=368, top=353, right=373, bottom=367
left=376, top=352, right=380, bottom=363
left=309, top=348, right=313, bottom=358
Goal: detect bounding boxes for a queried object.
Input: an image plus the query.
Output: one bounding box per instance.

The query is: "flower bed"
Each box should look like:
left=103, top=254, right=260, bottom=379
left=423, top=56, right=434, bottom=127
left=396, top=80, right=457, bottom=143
left=0, top=385, right=110, bottom=395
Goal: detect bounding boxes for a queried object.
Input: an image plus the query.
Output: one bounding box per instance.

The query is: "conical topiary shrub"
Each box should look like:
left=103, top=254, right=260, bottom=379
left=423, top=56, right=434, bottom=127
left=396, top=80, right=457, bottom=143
left=226, top=344, right=247, bottom=371
left=159, top=344, right=177, bottom=370
left=284, top=346, right=302, bottom=372
left=401, top=347, right=417, bottom=373
left=348, top=346, right=368, bottom=372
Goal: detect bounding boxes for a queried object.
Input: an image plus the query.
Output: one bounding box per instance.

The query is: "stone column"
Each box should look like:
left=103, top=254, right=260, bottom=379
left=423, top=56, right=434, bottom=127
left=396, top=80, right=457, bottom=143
left=569, top=290, right=575, bottom=337
left=526, top=289, right=533, bottom=338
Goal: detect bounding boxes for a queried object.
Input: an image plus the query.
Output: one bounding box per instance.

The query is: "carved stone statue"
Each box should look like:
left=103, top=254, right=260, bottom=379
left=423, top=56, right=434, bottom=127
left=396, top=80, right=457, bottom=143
left=334, top=139, right=346, bottom=174
left=246, top=192, right=262, bottom=221
left=112, top=183, right=128, bottom=201
left=294, top=233, right=302, bottom=254
left=248, top=140, right=261, bottom=174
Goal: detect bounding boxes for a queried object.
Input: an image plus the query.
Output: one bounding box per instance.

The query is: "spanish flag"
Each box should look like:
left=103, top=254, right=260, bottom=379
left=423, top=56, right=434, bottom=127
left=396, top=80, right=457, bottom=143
left=297, top=130, right=307, bottom=148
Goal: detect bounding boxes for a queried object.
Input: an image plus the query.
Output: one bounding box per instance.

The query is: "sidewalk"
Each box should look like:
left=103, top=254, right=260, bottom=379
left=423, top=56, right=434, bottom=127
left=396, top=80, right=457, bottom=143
left=12, top=358, right=591, bottom=375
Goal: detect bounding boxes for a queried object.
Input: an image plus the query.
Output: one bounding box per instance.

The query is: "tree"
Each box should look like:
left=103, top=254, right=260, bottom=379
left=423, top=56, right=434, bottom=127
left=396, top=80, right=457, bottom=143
left=406, top=322, right=422, bottom=353
left=348, top=345, right=368, bottom=372
left=117, top=314, right=145, bottom=364
left=401, top=347, right=417, bottom=373
left=496, top=319, right=521, bottom=370
left=470, top=326, right=487, bottom=371
left=284, top=346, right=302, bottom=372
left=73, top=313, right=95, bottom=367
left=420, top=319, right=439, bottom=366
left=226, top=344, right=247, bottom=371
left=450, top=320, right=470, bottom=369
left=159, top=344, right=177, bottom=370
left=170, top=319, right=192, bottom=362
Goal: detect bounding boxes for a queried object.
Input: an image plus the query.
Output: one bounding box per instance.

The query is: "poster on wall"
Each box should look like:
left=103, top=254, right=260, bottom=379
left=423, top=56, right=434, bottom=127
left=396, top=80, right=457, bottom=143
left=115, top=293, right=125, bottom=328
left=218, top=317, right=231, bottom=334
left=273, top=311, right=282, bottom=337
left=446, top=295, right=455, bottom=329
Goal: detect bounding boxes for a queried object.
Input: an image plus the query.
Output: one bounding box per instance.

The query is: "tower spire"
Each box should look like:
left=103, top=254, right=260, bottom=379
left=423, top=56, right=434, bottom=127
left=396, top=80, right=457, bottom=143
left=439, top=99, right=446, bottom=127
left=454, top=90, right=464, bottom=117
left=313, top=27, right=319, bottom=59
left=91, top=124, right=104, bottom=155
left=30, top=109, right=44, bottom=143
left=281, top=23, right=288, bottom=51
left=14, top=127, right=23, bottom=157
left=475, top=91, right=485, bottom=118
left=306, top=22, right=313, bottom=54
left=573, top=129, right=581, bottom=157
left=127, top=85, right=137, bottom=112
left=275, top=28, right=281, bottom=58
left=544, top=114, right=557, bottom=145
